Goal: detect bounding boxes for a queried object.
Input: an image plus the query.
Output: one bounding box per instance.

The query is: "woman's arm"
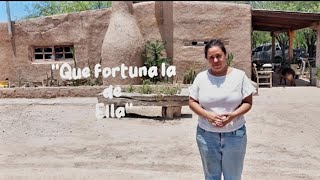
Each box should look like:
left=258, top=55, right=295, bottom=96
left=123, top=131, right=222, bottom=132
left=232, top=94, right=253, bottom=117
left=189, top=97, right=223, bottom=126
left=219, top=94, right=253, bottom=127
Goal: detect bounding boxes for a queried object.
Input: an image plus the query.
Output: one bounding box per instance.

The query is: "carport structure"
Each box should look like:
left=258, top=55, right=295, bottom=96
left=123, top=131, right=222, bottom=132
left=252, top=9, right=320, bottom=67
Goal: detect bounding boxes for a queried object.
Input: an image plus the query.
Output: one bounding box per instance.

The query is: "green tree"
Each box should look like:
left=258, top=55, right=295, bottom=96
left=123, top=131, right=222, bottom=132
left=142, top=40, right=171, bottom=84
left=275, top=33, right=289, bottom=64
left=252, top=31, right=272, bottom=48
left=234, top=1, right=319, bottom=58
left=302, top=28, right=317, bottom=57
left=24, top=1, right=111, bottom=19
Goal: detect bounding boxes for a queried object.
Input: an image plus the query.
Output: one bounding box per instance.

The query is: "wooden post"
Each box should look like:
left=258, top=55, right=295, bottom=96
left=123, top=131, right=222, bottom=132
left=271, top=32, right=275, bottom=64
left=288, top=30, right=294, bottom=65
left=162, top=106, right=182, bottom=118
left=6, top=1, right=12, bottom=39
left=316, top=23, right=320, bottom=67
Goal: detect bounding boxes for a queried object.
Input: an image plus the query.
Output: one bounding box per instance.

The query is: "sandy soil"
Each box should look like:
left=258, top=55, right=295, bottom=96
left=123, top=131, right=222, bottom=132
left=0, top=87, right=320, bottom=180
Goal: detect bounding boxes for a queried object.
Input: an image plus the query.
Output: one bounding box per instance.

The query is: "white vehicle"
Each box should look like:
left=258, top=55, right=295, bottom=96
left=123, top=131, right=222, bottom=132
left=252, top=43, right=289, bottom=65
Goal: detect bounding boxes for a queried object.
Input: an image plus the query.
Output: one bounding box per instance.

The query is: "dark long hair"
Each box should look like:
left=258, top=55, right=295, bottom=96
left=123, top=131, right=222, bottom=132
left=204, top=39, right=226, bottom=59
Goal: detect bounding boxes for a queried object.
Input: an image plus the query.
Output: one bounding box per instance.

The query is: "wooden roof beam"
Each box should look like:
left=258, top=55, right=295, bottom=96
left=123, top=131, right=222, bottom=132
left=253, top=27, right=289, bottom=34
left=253, top=22, right=294, bottom=29
left=252, top=10, right=320, bottom=21
left=253, top=18, right=314, bottom=25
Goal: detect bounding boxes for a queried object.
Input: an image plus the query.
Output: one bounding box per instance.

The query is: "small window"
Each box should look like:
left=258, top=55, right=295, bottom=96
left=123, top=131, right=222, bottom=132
left=33, top=47, right=54, bottom=60
left=64, top=47, right=71, bottom=52
left=35, top=48, right=43, bottom=53
left=55, top=54, right=63, bottom=59
left=255, top=46, right=263, bottom=52
left=264, top=45, right=272, bottom=51
left=44, top=48, right=52, bottom=52
left=33, top=45, right=74, bottom=62
left=184, top=41, right=207, bottom=46
left=65, top=53, right=73, bottom=59
left=35, top=54, right=43, bottom=59
left=44, top=54, right=53, bottom=59
left=55, top=47, right=63, bottom=52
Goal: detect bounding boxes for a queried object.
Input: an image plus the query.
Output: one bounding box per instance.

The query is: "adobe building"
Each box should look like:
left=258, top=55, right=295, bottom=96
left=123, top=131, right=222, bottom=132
left=0, top=1, right=319, bottom=86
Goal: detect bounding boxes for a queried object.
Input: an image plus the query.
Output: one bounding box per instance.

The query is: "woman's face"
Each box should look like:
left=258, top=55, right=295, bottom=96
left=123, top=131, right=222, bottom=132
left=206, top=46, right=227, bottom=73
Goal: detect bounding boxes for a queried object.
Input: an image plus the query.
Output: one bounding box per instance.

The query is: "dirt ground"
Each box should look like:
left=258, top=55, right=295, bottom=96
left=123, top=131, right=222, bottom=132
left=1, top=87, right=320, bottom=180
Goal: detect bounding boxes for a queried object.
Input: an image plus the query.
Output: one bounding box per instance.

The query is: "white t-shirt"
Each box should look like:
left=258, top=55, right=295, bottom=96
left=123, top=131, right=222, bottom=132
left=189, top=68, right=256, bottom=132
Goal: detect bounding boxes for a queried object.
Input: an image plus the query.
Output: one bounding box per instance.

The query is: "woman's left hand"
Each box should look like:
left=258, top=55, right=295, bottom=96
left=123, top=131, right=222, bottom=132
left=216, top=112, right=237, bottom=127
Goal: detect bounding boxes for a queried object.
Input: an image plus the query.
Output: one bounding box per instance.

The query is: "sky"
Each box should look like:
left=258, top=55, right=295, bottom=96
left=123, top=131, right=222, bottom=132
left=0, top=1, right=35, bottom=22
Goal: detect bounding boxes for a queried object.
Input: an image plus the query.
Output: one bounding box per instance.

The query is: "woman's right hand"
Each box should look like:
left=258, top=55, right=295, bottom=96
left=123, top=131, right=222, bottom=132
left=204, top=111, right=224, bottom=127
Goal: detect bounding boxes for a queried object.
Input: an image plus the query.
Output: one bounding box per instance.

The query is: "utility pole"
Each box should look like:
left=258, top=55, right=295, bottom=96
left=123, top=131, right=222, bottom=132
left=6, top=1, right=12, bottom=39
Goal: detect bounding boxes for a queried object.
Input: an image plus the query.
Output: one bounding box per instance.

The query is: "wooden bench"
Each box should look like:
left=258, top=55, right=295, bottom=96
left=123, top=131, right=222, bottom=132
left=97, top=90, right=189, bottom=118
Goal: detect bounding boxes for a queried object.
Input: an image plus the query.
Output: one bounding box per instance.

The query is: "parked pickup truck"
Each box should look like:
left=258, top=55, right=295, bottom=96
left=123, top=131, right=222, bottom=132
left=252, top=43, right=291, bottom=65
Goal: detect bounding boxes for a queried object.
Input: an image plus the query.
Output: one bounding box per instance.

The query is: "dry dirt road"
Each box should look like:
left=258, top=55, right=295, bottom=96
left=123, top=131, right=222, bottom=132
left=0, top=87, right=320, bottom=180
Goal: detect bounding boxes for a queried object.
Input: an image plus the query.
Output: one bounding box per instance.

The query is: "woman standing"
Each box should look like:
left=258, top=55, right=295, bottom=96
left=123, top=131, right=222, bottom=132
left=189, top=39, right=256, bottom=180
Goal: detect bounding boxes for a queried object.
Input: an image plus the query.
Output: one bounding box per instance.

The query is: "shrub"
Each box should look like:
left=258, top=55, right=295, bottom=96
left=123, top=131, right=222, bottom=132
left=227, top=52, right=234, bottom=66
left=142, top=40, right=171, bottom=84
left=128, top=84, right=135, bottom=93
left=139, top=84, right=152, bottom=94
left=183, top=67, right=197, bottom=84
left=158, top=86, right=181, bottom=95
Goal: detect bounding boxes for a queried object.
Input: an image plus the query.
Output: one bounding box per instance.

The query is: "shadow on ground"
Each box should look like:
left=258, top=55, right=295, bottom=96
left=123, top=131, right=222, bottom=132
left=125, top=112, right=193, bottom=120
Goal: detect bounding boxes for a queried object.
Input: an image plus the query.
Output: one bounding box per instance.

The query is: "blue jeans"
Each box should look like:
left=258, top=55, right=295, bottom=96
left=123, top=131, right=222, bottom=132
left=196, top=125, right=247, bottom=180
